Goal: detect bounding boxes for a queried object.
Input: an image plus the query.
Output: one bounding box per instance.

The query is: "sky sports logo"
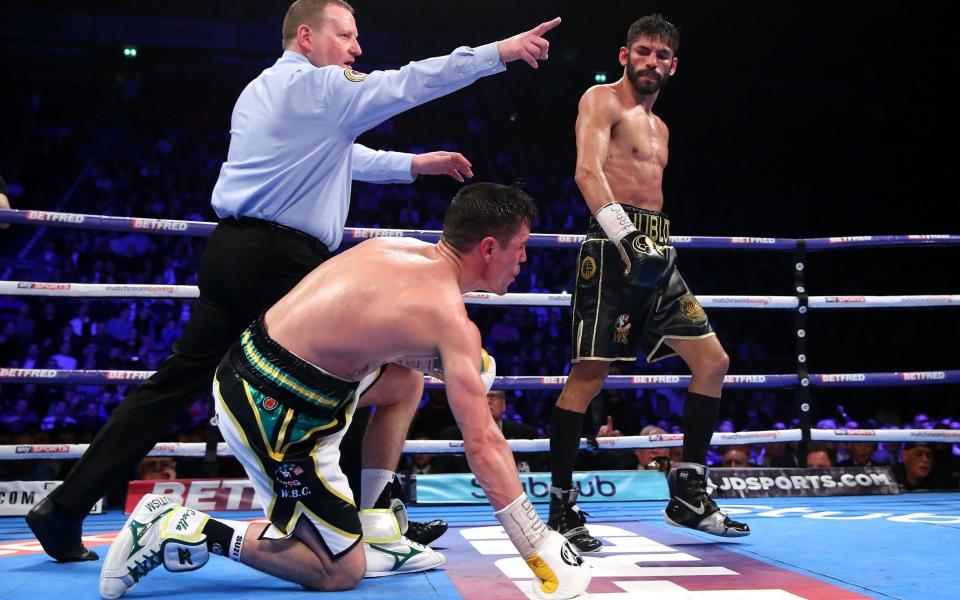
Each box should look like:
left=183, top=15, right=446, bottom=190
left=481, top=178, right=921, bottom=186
left=17, top=282, right=71, bottom=290
left=824, top=296, right=866, bottom=303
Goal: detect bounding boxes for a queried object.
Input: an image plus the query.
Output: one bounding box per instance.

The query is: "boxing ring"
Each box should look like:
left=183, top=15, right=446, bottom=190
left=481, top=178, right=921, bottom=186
left=1, top=208, right=959, bottom=599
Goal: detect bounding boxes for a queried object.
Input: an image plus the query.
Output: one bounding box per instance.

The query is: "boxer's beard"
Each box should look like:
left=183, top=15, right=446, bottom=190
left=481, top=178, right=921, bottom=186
left=627, top=61, right=670, bottom=95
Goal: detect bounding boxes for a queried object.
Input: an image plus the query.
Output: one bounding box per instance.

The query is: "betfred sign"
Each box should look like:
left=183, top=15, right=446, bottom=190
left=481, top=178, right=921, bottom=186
left=125, top=479, right=258, bottom=514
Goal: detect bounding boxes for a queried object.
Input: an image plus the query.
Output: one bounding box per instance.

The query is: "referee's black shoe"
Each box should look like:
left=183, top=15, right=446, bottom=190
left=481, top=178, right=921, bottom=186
left=664, top=462, right=750, bottom=537
left=547, top=485, right=602, bottom=552
left=390, top=498, right=448, bottom=546
left=26, top=497, right=99, bottom=562
left=405, top=518, right=448, bottom=546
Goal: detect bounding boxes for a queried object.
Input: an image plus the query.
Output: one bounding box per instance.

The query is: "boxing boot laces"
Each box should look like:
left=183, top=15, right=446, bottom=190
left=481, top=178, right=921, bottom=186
left=547, top=485, right=602, bottom=552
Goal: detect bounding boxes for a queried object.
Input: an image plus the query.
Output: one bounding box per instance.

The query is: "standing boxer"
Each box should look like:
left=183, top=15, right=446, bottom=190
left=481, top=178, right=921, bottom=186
left=547, top=14, right=749, bottom=551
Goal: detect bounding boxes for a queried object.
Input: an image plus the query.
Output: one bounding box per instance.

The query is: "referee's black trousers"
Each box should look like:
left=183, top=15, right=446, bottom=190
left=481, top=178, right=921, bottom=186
left=51, top=218, right=331, bottom=515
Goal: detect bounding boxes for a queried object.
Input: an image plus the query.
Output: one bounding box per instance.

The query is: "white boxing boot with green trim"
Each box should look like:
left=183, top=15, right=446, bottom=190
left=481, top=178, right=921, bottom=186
left=99, top=494, right=210, bottom=599
left=360, top=508, right=445, bottom=577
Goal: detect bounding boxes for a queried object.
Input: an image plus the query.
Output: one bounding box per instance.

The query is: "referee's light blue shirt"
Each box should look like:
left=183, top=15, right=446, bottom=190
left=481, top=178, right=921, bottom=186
left=211, top=43, right=504, bottom=250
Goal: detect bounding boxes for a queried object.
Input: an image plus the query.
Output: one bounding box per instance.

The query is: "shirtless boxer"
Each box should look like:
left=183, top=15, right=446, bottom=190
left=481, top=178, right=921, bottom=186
left=547, top=14, right=749, bottom=550
left=99, top=183, right=591, bottom=599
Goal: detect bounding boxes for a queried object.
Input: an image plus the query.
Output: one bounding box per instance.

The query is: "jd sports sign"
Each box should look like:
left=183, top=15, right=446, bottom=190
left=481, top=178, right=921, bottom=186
left=709, top=466, right=900, bottom=498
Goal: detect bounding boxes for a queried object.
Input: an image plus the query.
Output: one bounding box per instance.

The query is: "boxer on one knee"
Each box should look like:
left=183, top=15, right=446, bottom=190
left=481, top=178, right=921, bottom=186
left=100, top=182, right=591, bottom=599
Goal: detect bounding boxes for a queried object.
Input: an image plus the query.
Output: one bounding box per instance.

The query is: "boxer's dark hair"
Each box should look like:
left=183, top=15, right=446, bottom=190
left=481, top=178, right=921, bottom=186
left=626, top=14, right=679, bottom=54
left=282, top=0, right=355, bottom=49
left=442, top=182, right=537, bottom=254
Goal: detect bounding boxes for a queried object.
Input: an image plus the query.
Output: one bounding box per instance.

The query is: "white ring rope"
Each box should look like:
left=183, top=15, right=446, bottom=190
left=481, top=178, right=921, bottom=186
left=2, top=428, right=956, bottom=459
left=2, top=281, right=959, bottom=309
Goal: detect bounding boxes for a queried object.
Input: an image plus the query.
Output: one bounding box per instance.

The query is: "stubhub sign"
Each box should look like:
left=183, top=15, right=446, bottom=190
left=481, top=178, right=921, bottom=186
left=414, top=470, right=668, bottom=504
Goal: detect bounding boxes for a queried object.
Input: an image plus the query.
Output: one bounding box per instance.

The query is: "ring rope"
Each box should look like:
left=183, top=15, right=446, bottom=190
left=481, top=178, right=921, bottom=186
left=2, top=281, right=958, bottom=309
left=0, top=368, right=957, bottom=388
left=3, top=210, right=958, bottom=465
left=2, top=428, right=956, bottom=460
left=2, top=208, right=959, bottom=251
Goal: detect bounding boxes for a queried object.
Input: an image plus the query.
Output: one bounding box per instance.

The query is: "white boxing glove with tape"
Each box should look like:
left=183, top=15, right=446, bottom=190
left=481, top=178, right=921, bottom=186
left=479, top=348, right=496, bottom=394
left=494, top=493, right=591, bottom=599
left=397, top=348, right=496, bottom=393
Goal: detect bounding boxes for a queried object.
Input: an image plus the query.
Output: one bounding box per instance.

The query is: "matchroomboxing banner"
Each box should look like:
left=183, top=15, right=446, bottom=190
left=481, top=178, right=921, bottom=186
left=708, top=466, right=901, bottom=498
left=0, top=481, right=104, bottom=516
left=413, top=470, right=669, bottom=504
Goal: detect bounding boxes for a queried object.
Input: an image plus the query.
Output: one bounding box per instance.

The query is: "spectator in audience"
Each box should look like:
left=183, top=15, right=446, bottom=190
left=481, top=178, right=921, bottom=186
left=75, top=401, right=108, bottom=440
left=758, top=422, right=795, bottom=467
left=805, top=444, right=836, bottom=468
left=632, top=425, right=671, bottom=472
left=912, top=413, right=932, bottom=429
left=399, top=434, right=438, bottom=477
left=105, top=306, right=133, bottom=342
left=21, top=343, right=42, bottom=370
left=68, top=303, right=93, bottom=338
left=3, top=398, right=40, bottom=434
left=893, top=442, right=953, bottom=491
left=873, top=425, right=903, bottom=464
left=437, top=390, right=543, bottom=473
left=0, top=321, right=22, bottom=365
left=50, top=342, right=78, bottom=371
left=930, top=439, right=960, bottom=489
left=16, top=302, right=35, bottom=340
left=136, top=457, right=178, bottom=481
left=721, top=445, right=752, bottom=468
left=488, top=311, right=521, bottom=351
left=838, top=441, right=882, bottom=467
left=35, top=302, right=66, bottom=345
left=41, top=400, right=78, bottom=432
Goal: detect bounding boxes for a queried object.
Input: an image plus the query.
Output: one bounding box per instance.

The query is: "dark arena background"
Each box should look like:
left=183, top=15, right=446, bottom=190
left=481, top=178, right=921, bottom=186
left=0, top=2, right=958, bottom=599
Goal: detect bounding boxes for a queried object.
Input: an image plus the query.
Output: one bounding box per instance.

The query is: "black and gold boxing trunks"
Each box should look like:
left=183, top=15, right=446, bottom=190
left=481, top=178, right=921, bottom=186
left=213, top=315, right=362, bottom=558
left=571, top=205, right=715, bottom=363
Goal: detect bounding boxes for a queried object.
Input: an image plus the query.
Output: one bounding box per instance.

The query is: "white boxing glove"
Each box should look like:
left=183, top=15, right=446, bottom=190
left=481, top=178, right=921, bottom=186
left=479, top=348, right=496, bottom=394
left=398, top=349, right=496, bottom=393
left=494, top=493, right=591, bottom=599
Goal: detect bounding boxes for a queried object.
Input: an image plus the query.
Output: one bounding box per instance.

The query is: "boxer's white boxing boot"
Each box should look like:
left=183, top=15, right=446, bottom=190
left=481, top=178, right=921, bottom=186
left=100, top=494, right=210, bottom=599
left=495, top=492, right=592, bottom=599
left=360, top=508, right=445, bottom=577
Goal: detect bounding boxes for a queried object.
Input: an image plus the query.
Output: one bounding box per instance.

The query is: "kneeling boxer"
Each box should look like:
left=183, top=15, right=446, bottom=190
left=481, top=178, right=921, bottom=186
left=99, top=182, right=592, bottom=599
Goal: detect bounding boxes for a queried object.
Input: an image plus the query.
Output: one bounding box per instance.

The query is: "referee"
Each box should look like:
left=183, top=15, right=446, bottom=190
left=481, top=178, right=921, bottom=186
left=27, top=0, right=558, bottom=562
